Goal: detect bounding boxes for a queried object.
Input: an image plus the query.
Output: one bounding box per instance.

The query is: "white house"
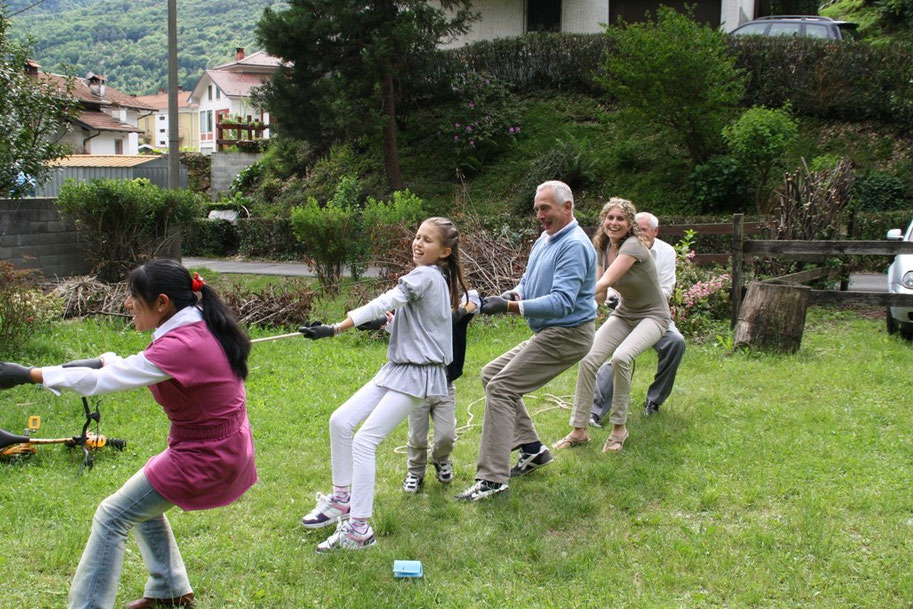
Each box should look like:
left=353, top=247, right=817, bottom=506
left=31, top=62, right=157, bottom=155
left=189, top=48, right=283, bottom=154
left=442, top=0, right=756, bottom=47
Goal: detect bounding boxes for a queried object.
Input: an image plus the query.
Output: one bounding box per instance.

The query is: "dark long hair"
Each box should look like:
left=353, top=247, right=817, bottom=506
left=127, top=259, right=251, bottom=379
left=422, top=217, right=469, bottom=310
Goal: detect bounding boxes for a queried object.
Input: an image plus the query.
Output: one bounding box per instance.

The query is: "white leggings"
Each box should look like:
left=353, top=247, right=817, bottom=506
left=329, top=381, right=421, bottom=519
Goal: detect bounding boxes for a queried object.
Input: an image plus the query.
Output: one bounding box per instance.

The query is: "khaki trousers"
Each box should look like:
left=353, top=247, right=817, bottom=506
left=475, top=321, right=595, bottom=484
left=571, top=315, right=667, bottom=428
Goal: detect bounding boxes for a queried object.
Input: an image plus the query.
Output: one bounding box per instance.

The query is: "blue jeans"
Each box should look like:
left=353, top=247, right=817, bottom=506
left=69, top=469, right=191, bottom=609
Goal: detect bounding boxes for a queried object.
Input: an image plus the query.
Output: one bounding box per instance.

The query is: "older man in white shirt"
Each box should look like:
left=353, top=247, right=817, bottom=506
left=590, top=212, right=686, bottom=423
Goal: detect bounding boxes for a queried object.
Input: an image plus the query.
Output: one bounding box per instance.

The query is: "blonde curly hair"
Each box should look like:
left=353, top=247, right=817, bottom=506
left=592, top=197, right=648, bottom=254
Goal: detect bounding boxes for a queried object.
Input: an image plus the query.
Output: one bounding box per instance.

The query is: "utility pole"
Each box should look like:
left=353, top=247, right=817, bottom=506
left=167, top=0, right=179, bottom=189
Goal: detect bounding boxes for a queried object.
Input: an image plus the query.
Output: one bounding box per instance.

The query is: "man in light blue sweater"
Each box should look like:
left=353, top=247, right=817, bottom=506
left=456, top=180, right=597, bottom=502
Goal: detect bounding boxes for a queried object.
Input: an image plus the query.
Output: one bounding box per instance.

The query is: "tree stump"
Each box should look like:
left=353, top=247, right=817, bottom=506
left=734, top=281, right=810, bottom=353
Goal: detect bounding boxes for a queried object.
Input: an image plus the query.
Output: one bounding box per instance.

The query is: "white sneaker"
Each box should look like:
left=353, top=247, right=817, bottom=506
left=402, top=473, right=423, bottom=493
left=454, top=479, right=508, bottom=502
left=300, top=492, right=350, bottom=529
left=316, top=521, right=376, bottom=552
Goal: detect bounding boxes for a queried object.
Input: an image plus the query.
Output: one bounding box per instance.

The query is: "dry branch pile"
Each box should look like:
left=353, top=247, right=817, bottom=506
left=367, top=216, right=534, bottom=298
left=51, top=276, right=317, bottom=329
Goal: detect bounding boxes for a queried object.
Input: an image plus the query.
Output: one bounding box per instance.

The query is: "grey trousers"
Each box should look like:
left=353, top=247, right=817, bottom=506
left=591, top=325, right=685, bottom=422
left=475, top=321, right=595, bottom=484
left=571, top=315, right=667, bottom=428
left=406, top=384, right=457, bottom=476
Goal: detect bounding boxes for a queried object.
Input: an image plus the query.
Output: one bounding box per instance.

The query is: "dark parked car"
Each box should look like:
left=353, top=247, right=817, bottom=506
left=729, top=15, right=858, bottom=40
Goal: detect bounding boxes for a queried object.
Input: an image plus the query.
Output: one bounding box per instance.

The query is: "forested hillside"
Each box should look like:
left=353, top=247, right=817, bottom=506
left=7, top=0, right=285, bottom=94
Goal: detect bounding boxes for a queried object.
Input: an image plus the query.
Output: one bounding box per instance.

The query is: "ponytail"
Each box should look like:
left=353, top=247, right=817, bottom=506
left=197, top=283, right=251, bottom=380
left=127, top=259, right=251, bottom=379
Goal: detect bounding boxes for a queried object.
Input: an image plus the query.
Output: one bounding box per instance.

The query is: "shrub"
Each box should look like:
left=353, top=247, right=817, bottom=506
left=599, top=7, right=746, bottom=166
left=181, top=218, right=240, bottom=257
left=519, top=132, right=598, bottom=209
left=731, top=37, right=913, bottom=127
left=290, top=176, right=362, bottom=292
left=361, top=189, right=427, bottom=275
left=687, top=155, right=753, bottom=213
left=57, top=178, right=205, bottom=282
left=180, top=151, right=211, bottom=193
left=437, top=71, right=522, bottom=174
left=237, top=217, right=304, bottom=260
left=0, top=262, right=60, bottom=355
left=852, top=171, right=910, bottom=211
left=669, top=231, right=732, bottom=338
left=723, top=105, right=799, bottom=212
left=444, top=33, right=610, bottom=95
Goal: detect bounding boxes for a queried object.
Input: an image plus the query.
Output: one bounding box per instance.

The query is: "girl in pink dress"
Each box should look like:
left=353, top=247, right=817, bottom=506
left=0, top=259, right=256, bottom=609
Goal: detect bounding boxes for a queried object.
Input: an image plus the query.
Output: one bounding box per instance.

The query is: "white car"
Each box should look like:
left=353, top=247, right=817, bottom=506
left=886, top=220, right=913, bottom=337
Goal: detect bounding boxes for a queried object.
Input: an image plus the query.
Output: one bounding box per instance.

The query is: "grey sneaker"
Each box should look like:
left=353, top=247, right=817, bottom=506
left=431, top=459, right=453, bottom=484
left=589, top=414, right=604, bottom=428
left=510, top=445, right=553, bottom=478
left=316, top=520, right=376, bottom=553
left=300, top=492, right=350, bottom=529
left=402, top=473, right=423, bottom=493
left=454, top=480, right=508, bottom=502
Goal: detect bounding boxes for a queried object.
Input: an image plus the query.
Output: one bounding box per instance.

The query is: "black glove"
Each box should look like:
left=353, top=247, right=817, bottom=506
left=356, top=316, right=388, bottom=331
left=0, top=362, right=33, bottom=389
left=452, top=305, right=469, bottom=323
left=500, top=290, right=520, bottom=301
left=62, top=358, right=103, bottom=369
left=298, top=321, right=336, bottom=340
left=607, top=295, right=620, bottom=310
left=480, top=296, right=510, bottom=315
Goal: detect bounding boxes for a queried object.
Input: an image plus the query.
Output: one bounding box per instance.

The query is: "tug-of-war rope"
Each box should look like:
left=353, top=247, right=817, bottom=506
left=392, top=393, right=574, bottom=455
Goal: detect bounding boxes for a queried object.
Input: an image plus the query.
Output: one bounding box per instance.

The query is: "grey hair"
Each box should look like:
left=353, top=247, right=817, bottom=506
left=635, top=212, right=659, bottom=229
left=536, top=180, right=574, bottom=209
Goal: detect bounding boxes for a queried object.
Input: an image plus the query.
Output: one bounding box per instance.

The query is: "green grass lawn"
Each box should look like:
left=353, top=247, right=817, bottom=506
left=2, top=309, right=912, bottom=607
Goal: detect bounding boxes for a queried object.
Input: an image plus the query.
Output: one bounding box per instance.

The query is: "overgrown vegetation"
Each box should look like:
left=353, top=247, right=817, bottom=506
left=57, top=178, right=205, bottom=281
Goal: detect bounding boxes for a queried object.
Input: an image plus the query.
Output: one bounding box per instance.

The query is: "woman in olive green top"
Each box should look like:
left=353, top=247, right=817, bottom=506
left=554, top=198, right=671, bottom=453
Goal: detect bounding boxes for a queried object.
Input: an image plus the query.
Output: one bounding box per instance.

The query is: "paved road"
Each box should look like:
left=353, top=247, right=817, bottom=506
left=183, top=257, right=886, bottom=291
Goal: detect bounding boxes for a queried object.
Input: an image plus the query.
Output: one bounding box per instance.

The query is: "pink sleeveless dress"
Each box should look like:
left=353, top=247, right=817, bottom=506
left=142, top=321, right=257, bottom=511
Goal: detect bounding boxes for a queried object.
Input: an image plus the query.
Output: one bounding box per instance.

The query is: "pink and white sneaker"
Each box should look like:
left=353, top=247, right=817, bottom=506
left=316, top=521, right=376, bottom=552
left=300, top=492, right=350, bottom=529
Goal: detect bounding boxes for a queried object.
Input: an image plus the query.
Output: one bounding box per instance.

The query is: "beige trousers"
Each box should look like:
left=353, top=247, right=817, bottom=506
left=475, top=321, right=595, bottom=484
left=571, top=315, right=667, bottom=428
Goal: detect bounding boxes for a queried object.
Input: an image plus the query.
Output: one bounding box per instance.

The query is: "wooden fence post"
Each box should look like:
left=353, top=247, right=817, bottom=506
left=730, top=213, right=744, bottom=328
left=734, top=281, right=810, bottom=353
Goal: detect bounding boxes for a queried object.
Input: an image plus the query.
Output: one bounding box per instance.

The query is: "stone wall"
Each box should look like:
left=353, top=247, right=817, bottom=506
left=209, top=151, right=262, bottom=199
left=0, top=198, right=92, bottom=278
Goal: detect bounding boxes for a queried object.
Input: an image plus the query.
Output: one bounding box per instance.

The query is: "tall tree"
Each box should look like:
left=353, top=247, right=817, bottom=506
left=0, top=11, right=78, bottom=198
left=256, top=0, right=475, bottom=190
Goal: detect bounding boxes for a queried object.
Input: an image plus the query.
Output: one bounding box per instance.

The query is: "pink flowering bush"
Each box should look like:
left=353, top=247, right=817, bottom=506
left=670, top=230, right=732, bottom=338
left=439, top=71, right=522, bottom=173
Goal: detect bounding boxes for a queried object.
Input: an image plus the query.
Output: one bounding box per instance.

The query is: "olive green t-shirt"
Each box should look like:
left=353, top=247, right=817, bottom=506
left=600, top=236, right=671, bottom=324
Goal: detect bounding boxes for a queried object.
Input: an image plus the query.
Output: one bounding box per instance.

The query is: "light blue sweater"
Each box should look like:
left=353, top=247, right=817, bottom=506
left=517, top=219, right=597, bottom=333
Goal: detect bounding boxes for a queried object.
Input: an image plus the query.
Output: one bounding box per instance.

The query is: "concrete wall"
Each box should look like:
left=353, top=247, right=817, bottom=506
left=209, top=151, right=262, bottom=198
left=0, top=198, right=92, bottom=278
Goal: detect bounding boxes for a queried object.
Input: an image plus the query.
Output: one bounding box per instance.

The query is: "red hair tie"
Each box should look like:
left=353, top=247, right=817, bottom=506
left=191, top=272, right=206, bottom=292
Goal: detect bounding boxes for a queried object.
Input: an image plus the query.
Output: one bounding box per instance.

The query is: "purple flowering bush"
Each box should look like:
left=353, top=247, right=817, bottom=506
left=670, top=230, right=732, bottom=338
left=440, top=71, right=522, bottom=173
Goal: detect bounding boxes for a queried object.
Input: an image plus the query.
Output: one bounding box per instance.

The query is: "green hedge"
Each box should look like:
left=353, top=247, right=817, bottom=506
left=182, top=218, right=240, bottom=258
left=731, top=37, right=913, bottom=127
left=238, top=217, right=306, bottom=260
left=444, top=33, right=611, bottom=95
left=441, top=33, right=913, bottom=128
